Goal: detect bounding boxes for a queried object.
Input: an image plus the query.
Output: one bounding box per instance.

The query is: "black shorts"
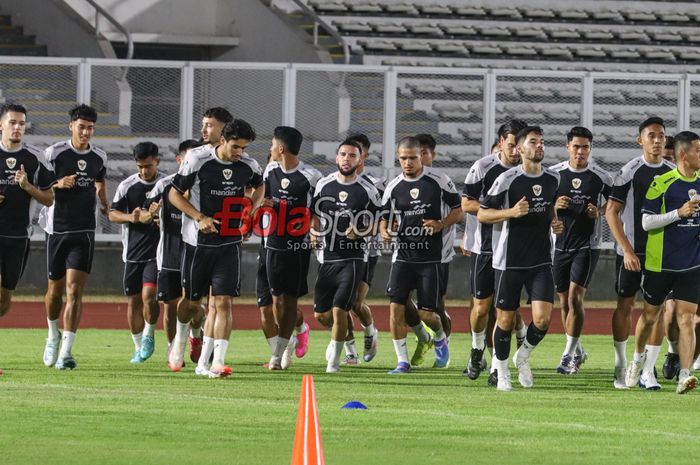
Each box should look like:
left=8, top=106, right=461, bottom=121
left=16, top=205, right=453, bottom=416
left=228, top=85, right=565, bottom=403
left=47, top=232, right=95, bottom=280
left=123, top=260, right=158, bottom=296
left=641, top=269, right=700, bottom=306
left=615, top=254, right=645, bottom=298
left=157, top=268, right=182, bottom=302
left=0, top=237, right=30, bottom=291
left=182, top=243, right=241, bottom=300
left=386, top=261, right=442, bottom=311
left=256, top=244, right=272, bottom=307
left=553, top=248, right=600, bottom=293
left=314, top=261, right=363, bottom=312
left=494, top=265, right=554, bottom=311
left=470, top=253, right=495, bottom=300
left=266, top=248, right=310, bottom=298
left=439, top=262, right=450, bottom=297
left=362, top=255, right=379, bottom=287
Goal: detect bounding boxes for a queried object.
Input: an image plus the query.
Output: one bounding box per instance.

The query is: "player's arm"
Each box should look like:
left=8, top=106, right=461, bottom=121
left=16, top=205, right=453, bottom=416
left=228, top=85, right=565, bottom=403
left=168, top=187, right=218, bottom=234
left=14, top=164, right=53, bottom=206
left=423, top=206, right=463, bottom=233
left=461, top=198, right=480, bottom=214
left=478, top=196, right=529, bottom=224
left=605, top=199, right=639, bottom=271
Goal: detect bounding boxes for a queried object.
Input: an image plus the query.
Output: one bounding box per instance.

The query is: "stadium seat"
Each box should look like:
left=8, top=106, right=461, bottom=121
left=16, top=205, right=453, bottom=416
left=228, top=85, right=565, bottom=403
left=539, top=47, right=574, bottom=59
left=371, top=22, right=408, bottom=34
left=358, top=39, right=397, bottom=51
left=549, top=29, right=581, bottom=40
left=521, top=8, right=556, bottom=19
left=644, top=50, right=676, bottom=61
left=399, top=41, right=433, bottom=52
left=418, top=5, right=452, bottom=15
left=651, top=32, right=683, bottom=43
left=308, top=1, right=347, bottom=13
left=442, top=24, right=477, bottom=36
left=515, top=28, right=548, bottom=40
left=625, top=12, right=657, bottom=22
left=478, top=26, right=511, bottom=38
left=408, top=23, right=443, bottom=36
left=434, top=42, right=469, bottom=54
left=616, top=31, right=650, bottom=42
left=575, top=48, right=607, bottom=58
left=453, top=6, right=488, bottom=17
left=486, top=7, right=520, bottom=19
left=583, top=31, right=615, bottom=41
left=679, top=50, right=700, bottom=61
left=385, top=3, right=418, bottom=15
left=660, top=13, right=691, bottom=22
left=506, top=46, right=538, bottom=56
left=469, top=44, right=502, bottom=55
left=591, top=10, right=624, bottom=22
left=349, top=2, right=383, bottom=13
left=558, top=10, right=589, bottom=20
left=334, top=22, right=372, bottom=33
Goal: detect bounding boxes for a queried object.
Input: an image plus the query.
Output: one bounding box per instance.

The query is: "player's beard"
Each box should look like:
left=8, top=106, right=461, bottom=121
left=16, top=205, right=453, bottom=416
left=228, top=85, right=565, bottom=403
left=338, top=164, right=357, bottom=176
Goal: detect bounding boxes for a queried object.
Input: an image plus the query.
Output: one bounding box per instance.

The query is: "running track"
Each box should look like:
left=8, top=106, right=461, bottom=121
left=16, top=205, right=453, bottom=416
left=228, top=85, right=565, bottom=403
left=0, top=302, right=630, bottom=334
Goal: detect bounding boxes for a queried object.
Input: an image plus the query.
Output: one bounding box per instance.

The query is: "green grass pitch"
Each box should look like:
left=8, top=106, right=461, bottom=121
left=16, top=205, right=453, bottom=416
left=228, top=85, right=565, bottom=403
left=1, top=329, right=699, bottom=465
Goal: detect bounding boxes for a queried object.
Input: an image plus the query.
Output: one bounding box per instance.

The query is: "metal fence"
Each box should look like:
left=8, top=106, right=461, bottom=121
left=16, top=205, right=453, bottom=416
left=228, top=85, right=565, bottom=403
left=1, top=56, right=698, bottom=245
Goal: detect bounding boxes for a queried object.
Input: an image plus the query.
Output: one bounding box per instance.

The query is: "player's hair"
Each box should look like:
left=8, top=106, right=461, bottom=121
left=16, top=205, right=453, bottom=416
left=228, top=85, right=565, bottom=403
left=0, top=103, right=27, bottom=119
left=348, top=133, right=370, bottom=150
left=673, top=131, right=700, bottom=158
left=638, top=116, right=664, bottom=135
left=273, top=126, right=303, bottom=155
left=178, top=139, right=201, bottom=155
left=337, top=139, right=362, bottom=154
left=567, top=126, right=593, bottom=143
left=515, top=126, right=543, bottom=145
left=415, top=133, right=436, bottom=151
left=202, top=107, right=233, bottom=124
left=497, top=119, right=527, bottom=141
left=222, top=119, right=256, bottom=142
left=490, top=140, right=499, bottom=153
left=133, top=141, right=159, bottom=160
left=664, top=135, right=675, bottom=150
left=396, top=136, right=421, bottom=151
left=69, top=104, right=97, bottom=123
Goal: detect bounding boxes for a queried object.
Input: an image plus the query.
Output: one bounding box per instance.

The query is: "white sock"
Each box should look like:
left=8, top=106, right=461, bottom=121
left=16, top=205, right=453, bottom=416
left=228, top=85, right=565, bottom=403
left=392, top=338, right=409, bottom=364
left=487, top=346, right=494, bottom=358
left=633, top=351, right=644, bottom=363
left=132, top=332, right=143, bottom=351
left=668, top=339, right=678, bottom=354
left=575, top=340, right=584, bottom=355
left=274, top=337, right=289, bottom=358
left=563, top=335, right=579, bottom=357
left=329, top=340, right=343, bottom=366
left=176, top=321, right=189, bottom=342
left=47, top=318, right=60, bottom=340
left=59, top=331, right=75, bottom=358
left=434, top=328, right=446, bottom=342
left=472, top=330, right=486, bottom=350
left=411, top=323, right=430, bottom=343
left=212, top=339, right=229, bottom=367
left=266, top=336, right=279, bottom=351
left=296, top=322, right=307, bottom=334
left=516, top=325, right=527, bottom=340
left=345, top=339, right=358, bottom=356
left=143, top=322, right=155, bottom=338
left=198, top=336, right=214, bottom=368
left=614, top=339, right=627, bottom=368
left=679, top=368, right=691, bottom=380
left=190, top=325, right=202, bottom=338
left=362, top=322, right=376, bottom=337
left=494, top=358, right=509, bottom=378
left=643, top=345, right=660, bottom=374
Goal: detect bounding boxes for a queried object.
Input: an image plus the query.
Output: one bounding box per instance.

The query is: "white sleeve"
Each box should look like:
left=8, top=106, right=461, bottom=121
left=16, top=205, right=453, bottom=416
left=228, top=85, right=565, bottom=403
left=642, top=210, right=680, bottom=231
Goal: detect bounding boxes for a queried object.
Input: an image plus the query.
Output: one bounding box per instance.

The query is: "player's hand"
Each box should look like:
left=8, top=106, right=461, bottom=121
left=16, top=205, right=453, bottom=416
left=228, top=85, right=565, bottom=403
left=15, top=164, right=29, bottom=190
left=261, top=198, right=275, bottom=208
left=459, top=236, right=471, bottom=256
left=585, top=203, right=598, bottom=219
left=677, top=200, right=700, bottom=218
left=0, top=195, right=5, bottom=204
left=148, top=200, right=162, bottom=216
left=510, top=196, right=529, bottom=218
left=551, top=218, right=564, bottom=234
left=345, top=225, right=358, bottom=241
left=380, top=227, right=393, bottom=242
left=623, top=249, right=641, bottom=272
left=55, top=174, right=77, bottom=189
left=99, top=203, right=109, bottom=215
left=555, top=195, right=571, bottom=210
left=422, top=219, right=443, bottom=234
left=197, top=216, right=220, bottom=234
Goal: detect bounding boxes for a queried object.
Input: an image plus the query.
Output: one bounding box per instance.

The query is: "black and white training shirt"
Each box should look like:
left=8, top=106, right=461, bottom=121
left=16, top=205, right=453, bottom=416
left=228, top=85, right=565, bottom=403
left=481, top=165, right=560, bottom=270
left=40, top=140, right=107, bottom=235
left=146, top=173, right=182, bottom=271
left=360, top=171, right=385, bottom=259
left=0, top=142, right=53, bottom=238
left=312, top=173, right=382, bottom=263
left=382, top=166, right=461, bottom=264
left=171, top=145, right=263, bottom=247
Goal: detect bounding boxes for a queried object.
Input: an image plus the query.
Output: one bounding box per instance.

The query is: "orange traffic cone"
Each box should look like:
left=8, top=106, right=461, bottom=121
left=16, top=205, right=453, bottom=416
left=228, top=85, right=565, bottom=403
left=291, top=375, right=325, bottom=465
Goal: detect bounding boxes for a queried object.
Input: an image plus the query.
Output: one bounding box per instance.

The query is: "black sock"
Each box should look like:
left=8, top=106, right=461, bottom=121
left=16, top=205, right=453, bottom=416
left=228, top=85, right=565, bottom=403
left=494, top=325, right=512, bottom=361
left=525, top=323, right=548, bottom=348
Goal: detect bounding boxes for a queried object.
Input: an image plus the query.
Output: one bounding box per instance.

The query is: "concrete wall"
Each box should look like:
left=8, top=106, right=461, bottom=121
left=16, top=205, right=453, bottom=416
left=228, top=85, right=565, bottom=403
left=17, top=242, right=620, bottom=301
left=0, top=0, right=106, bottom=57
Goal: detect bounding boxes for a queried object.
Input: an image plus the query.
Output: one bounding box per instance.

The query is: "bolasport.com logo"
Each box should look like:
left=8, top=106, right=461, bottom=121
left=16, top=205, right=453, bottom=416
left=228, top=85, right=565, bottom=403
left=207, top=197, right=436, bottom=251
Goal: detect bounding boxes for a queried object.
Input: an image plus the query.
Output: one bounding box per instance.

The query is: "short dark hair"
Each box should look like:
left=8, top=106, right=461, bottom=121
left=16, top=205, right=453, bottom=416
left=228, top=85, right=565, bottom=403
left=497, top=119, right=527, bottom=140
left=337, top=139, right=362, bottom=154
left=567, top=126, right=593, bottom=143
left=664, top=135, right=675, bottom=150
left=516, top=126, right=543, bottom=145
left=638, top=116, right=665, bottom=135
left=273, top=126, right=303, bottom=156
left=397, top=136, right=421, bottom=151
left=69, top=104, right=97, bottom=123
left=202, top=107, right=233, bottom=124
left=674, top=131, right=700, bottom=158
left=178, top=139, right=201, bottom=155
left=0, top=103, right=27, bottom=119
left=415, top=133, right=436, bottom=151
left=348, top=133, right=370, bottom=150
left=222, top=119, right=256, bottom=142
left=133, top=141, right=159, bottom=160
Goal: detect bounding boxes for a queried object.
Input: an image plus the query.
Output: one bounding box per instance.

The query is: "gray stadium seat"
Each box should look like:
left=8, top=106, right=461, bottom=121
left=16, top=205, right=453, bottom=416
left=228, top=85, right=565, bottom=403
left=399, top=41, right=433, bottom=52
left=539, top=47, right=574, bottom=59
left=609, top=49, right=642, bottom=60
left=575, top=48, right=607, bottom=58
left=434, top=42, right=468, bottom=54
left=515, top=28, right=547, bottom=40
left=558, top=10, right=589, bottom=20
left=478, top=26, right=511, bottom=38
left=334, top=22, right=372, bottom=33
left=442, top=24, right=477, bottom=36
left=486, top=7, right=520, bottom=19
left=652, top=32, right=683, bottom=43
left=506, top=46, right=538, bottom=56
left=470, top=44, right=502, bottom=55
left=418, top=5, right=452, bottom=15
left=625, top=12, right=657, bottom=22
left=549, top=30, right=581, bottom=40
left=660, top=13, right=691, bottom=22
left=644, top=50, right=676, bottom=61
left=408, top=82, right=447, bottom=94
left=616, top=31, right=650, bottom=42
left=308, top=1, right=347, bottom=13
left=358, top=40, right=397, bottom=51
left=591, top=11, right=624, bottom=21
left=408, top=24, right=443, bottom=36
left=454, top=6, right=487, bottom=17
left=583, top=31, right=615, bottom=41
left=522, top=8, right=556, bottom=19
left=385, top=3, right=418, bottom=14
left=371, top=22, right=408, bottom=34
left=679, top=50, right=700, bottom=61
left=349, top=3, right=383, bottom=13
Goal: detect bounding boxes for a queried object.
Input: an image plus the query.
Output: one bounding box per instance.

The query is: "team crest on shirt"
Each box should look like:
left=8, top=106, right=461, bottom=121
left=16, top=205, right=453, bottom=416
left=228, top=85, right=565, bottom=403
left=222, top=169, right=232, bottom=180
left=5, top=157, right=16, bottom=169
left=689, top=189, right=700, bottom=202
left=339, top=191, right=348, bottom=202
left=410, top=188, right=419, bottom=199
left=281, top=178, right=290, bottom=189
left=77, top=159, right=87, bottom=171
left=572, top=178, right=581, bottom=189
left=532, top=184, right=542, bottom=196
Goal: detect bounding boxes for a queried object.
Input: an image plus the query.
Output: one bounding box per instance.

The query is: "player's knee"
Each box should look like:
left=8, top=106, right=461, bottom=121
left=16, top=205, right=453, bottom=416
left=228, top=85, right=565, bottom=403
left=314, top=311, right=332, bottom=328
left=65, top=283, right=84, bottom=303
left=0, top=300, right=10, bottom=317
